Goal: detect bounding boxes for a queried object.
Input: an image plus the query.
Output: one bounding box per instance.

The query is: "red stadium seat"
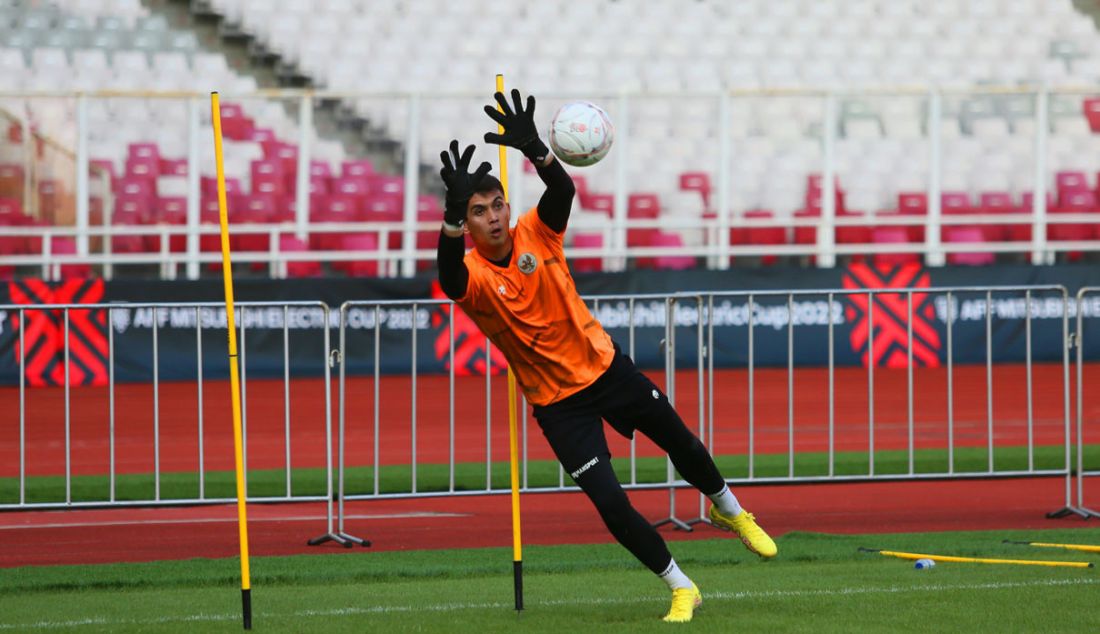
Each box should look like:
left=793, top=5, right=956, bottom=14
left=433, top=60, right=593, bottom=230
left=1048, top=190, right=1097, bottom=245
left=1055, top=171, right=1090, bottom=207
left=896, top=192, right=927, bottom=242
left=338, top=233, right=380, bottom=277
left=571, top=232, right=603, bottom=272
left=279, top=235, right=321, bottom=277
left=627, top=193, right=660, bottom=219
left=679, top=171, right=712, bottom=209
left=1085, top=97, right=1100, bottom=132
left=732, top=209, right=786, bottom=265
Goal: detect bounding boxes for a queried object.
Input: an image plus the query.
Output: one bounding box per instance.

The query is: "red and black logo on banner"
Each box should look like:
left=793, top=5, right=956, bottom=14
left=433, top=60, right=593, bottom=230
left=841, top=263, right=941, bottom=368
left=8, top=278, right=108, bottom=386
left=429, top=280, right=507, bottom=376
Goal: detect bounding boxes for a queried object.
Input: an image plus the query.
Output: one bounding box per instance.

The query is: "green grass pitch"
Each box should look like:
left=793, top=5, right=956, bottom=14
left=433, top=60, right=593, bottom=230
left=2, top=528, right=1098, bottom=632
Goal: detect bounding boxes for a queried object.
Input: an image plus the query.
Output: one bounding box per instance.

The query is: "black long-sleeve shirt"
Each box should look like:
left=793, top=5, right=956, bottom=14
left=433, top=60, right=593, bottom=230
left=437, top=157, right=575, bottom=300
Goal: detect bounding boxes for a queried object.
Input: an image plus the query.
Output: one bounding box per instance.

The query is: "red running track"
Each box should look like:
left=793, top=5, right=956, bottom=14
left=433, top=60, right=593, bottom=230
left=0, top=364, right=1093, bottom=478
left=1, top=363, right=1097, bottom=569
left=1, top=477, right=1097, bottom=568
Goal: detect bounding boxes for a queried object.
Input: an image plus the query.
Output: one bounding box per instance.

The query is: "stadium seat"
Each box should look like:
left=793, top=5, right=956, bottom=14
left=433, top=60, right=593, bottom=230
left=50, top=236, right=93, bottom=279
left=944, top=226, right=994, bottom=266
left=570, top=232, right=603, bottom=273
left=279, top=235, right=321, bottom=277
left=870, top=227, right=920, bottom=266
left=651, top=231, right=695, bottom=270
left=337, top=232, right=380, bottom=277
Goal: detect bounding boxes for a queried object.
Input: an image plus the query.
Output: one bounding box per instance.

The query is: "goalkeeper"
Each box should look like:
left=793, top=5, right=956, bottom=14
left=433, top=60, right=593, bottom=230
left=436, top=89, right=777, bottom=623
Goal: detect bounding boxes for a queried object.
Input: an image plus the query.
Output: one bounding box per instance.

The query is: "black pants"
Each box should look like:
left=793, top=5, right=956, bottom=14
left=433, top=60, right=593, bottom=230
left=533, top=345, right=727, bottom=575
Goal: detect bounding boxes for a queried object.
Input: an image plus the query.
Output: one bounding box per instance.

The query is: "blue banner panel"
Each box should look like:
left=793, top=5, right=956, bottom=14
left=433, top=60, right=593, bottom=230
left=1, top=263, right=1098, bottom=386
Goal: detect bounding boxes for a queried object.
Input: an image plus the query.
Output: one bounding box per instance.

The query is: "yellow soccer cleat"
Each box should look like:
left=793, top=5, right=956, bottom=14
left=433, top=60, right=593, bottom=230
left=662, top=582, right=702, bottom=623
left=709, top=506, right=778, bottom=558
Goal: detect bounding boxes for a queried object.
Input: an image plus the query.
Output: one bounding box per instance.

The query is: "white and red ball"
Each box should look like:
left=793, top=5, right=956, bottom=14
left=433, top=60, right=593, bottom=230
left=547, top=101, right=615, bottom=167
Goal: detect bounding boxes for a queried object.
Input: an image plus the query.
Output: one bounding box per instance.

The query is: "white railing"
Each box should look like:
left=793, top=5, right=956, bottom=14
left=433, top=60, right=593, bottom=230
left=1, top=87, right=1099, bottom=278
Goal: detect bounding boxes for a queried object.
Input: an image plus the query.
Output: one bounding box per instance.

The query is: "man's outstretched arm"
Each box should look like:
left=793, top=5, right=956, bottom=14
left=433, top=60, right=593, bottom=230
left=436, top=140, right=490, bottom=301
left=484, top=88, right=575, bottom=233
left=436, top=227, right=468, bottom=301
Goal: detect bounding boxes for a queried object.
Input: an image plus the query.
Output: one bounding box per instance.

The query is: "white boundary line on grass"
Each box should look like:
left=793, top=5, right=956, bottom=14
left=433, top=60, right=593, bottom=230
left=1, top=577, right=1096, bottom=630
left=0, top=512, right=468, bottom=530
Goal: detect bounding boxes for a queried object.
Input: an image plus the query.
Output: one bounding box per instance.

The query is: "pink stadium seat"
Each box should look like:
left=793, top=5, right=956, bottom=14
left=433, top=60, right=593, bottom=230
left=944, top=226, right=994, bottom=266
left=125, top=156, right=160, bottom=180
left=128, top=142, right=159, bottom=161
left=218, top=102, right=254, bottom=141
left=571, top=232, right=603, bottom=272
left=262, top=141, right=298, bottom=174
left=871, top=227, right=920, bottom=266
left=364, top=194, right=402, bottom=221
left=583, top=193, right=614, bottom=217
left=368, top=174, right=404, bottom=197
left=50, top=237, right=92, bottom=279
left=364, top=194, right=403, bottom=250
left=249, top=127, right=276, bottom=143
left=116, top=176, right=155, bottom=201
left=311, top=195, right=359, bottom=250
left=200, top=175, right=243, bottom=197
left=148, top=197, right=187, bottom=252
left=341, top=159, right=374, bottom=179
left=279, top=235, right=321, bottom=278
left=651, top=231, right=695, bottom=270
left=158, top=158, right=187, bottom=177
left=331, top=176, right=369, bottom=198
left=337, top=233, right=379, bottom=277
left=251, top=159, right=284, bottom=198
left=417, top=194, right=442, bottom=220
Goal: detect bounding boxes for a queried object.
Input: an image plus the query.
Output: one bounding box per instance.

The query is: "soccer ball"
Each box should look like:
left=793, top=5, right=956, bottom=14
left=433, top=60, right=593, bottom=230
left=547, top=101, right=614, bottom=167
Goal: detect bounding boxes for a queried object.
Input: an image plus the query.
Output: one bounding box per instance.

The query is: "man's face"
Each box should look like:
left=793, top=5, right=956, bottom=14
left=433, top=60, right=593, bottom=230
left=464, top=189, right=512, bottom=254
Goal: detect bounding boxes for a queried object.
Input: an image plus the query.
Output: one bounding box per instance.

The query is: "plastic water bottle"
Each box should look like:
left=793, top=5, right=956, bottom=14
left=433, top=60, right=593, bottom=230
left=914, top=558, right=936, bottom=570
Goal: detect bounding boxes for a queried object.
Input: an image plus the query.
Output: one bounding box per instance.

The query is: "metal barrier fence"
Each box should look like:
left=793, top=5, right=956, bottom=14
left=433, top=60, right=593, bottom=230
left=2, top=287, right=1096, bottom=545
left=329, top=285, right=1091, bottom=544
left=0, top=300, right=341, bottom=543
left=1067, top=287, right=1100, bottom=519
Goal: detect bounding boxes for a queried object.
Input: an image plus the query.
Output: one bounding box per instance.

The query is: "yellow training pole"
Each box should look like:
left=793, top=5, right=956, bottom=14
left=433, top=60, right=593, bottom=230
left=211, top=92, right=253, bottom=630
left=868, top=549, right=1094, bottom=569
left=496, top=73, right=523, bottom=612
left=1004, top=540, right=1100, bottom=554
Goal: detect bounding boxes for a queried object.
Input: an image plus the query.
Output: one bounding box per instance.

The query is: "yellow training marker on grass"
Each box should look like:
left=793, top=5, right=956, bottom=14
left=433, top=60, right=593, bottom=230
left=860, top=547, right=1094, bottom=569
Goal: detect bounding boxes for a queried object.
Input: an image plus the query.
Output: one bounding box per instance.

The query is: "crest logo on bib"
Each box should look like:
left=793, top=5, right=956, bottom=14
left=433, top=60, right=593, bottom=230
left=517, top=252, right=538, bottom=275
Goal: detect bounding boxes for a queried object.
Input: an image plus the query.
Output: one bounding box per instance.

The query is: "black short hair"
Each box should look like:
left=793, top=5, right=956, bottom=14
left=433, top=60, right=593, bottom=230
left=475, top=174, right=503, bottom=198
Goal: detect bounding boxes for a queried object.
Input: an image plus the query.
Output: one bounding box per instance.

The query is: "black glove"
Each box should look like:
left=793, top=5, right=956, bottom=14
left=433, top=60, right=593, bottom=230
left=439, top=140, right=492, bottom=227
left=483, top=89, right=550, bottom=163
